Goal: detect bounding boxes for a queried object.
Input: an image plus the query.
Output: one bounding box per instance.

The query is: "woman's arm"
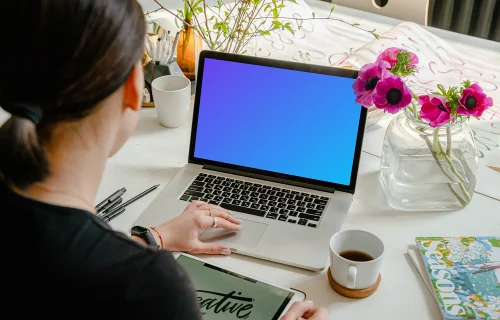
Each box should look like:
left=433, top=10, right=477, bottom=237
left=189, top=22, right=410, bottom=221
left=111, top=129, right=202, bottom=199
left=130, top=201, right=241, bottom=254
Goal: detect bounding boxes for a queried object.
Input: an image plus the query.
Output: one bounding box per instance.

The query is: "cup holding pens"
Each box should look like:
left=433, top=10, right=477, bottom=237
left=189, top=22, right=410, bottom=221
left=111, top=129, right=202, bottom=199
left=152, top=75, right=191, bottom=128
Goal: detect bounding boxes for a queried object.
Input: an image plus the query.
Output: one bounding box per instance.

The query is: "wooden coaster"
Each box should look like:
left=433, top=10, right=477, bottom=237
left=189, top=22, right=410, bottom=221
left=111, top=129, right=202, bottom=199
left=327, top=267, right=381, bottom=299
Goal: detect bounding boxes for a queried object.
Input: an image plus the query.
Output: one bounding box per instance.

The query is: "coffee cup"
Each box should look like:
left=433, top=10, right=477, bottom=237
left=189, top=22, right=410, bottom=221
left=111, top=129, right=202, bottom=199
left=152, top=75, right=191, bottom=128
left=329, top=230, right=384, bottom=290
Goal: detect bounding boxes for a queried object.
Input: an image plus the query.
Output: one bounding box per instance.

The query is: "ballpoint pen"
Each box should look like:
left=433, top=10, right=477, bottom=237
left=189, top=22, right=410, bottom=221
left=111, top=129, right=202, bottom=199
left=103, top=207, right=126, bottom=222
left=103, top=185, right=160, bottom=218
left=95, top=188, right=126, bottom=212
left=100, top=197, right=123, bottom=214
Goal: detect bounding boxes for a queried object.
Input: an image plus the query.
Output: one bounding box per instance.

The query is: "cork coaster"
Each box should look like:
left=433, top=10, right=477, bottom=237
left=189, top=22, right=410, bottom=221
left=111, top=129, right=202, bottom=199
left=327, top=267, right=381, bottom=299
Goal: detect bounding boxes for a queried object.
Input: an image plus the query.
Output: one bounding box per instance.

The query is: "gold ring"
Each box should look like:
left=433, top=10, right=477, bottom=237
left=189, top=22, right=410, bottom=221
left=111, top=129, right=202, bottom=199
left=212, top=216, right=218, bottom=228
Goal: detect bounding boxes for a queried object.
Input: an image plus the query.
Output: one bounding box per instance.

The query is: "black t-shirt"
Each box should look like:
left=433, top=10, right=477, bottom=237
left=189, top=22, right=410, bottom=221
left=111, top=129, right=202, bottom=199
left=2, top=184, right=202, bottom=319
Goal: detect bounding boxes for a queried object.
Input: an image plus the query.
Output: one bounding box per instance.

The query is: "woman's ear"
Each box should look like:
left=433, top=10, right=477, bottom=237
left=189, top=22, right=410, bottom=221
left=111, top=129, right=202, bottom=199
left=123, top=62, right=144, bottom=112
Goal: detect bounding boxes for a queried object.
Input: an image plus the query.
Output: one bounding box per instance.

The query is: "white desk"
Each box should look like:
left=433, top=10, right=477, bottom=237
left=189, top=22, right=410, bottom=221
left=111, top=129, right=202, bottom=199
left=99, top=2, right=500, bottom=319
left=101, top=102, right=499, bottom=319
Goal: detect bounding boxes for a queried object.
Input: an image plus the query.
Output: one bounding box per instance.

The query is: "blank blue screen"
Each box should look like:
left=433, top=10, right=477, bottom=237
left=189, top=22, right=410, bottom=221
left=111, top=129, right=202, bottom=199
left=194, top=58, right=362, bottom=186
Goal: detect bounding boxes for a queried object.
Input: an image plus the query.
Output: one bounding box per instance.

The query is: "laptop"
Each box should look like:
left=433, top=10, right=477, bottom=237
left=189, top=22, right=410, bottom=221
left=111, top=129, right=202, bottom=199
left=134, top=51, right=367, bottom=271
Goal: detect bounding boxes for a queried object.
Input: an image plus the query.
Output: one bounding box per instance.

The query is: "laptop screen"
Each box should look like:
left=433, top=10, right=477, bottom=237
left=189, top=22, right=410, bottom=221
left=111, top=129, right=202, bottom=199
left=192, top=57, right=364, bottom=190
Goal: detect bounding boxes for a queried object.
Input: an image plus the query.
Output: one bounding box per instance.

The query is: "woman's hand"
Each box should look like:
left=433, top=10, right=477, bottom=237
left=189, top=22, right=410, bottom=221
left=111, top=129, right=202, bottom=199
left=151, top=200, right=241, bottom=255
left=280, top=301, right=328, bottom=320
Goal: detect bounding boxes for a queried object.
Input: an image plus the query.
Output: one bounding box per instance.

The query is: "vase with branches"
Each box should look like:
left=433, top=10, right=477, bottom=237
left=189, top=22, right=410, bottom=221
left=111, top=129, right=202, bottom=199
left=152, top=0, right=378, bottom=56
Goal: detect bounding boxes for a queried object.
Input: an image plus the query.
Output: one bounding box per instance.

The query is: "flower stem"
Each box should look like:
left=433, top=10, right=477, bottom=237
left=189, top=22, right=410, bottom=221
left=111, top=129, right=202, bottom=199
left=446, top=127, right=452, bottom=157
left=411, top=100, right=418, bottom=119
left=423, top=135, right=459, bottom=182
left=447, top=183, right=467, bottom=207
left=431, top=128, right=472, bottom=204
left=436, top=138, right=467, bottom=185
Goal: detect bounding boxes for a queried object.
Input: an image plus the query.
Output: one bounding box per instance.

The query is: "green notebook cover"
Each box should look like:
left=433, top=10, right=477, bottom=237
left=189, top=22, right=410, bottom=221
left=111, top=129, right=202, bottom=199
left=415, top=237, right=500, bottom=320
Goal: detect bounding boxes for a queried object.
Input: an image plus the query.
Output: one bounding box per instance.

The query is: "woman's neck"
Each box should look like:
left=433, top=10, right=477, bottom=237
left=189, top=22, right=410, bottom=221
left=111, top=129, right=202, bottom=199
left=15, top=124, right=111, bottom=213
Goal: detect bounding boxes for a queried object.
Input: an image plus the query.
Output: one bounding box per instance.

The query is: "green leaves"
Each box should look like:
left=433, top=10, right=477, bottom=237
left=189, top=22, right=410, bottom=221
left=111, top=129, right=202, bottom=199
left=284, top=21, right=294, bottom=34
left=272, top=8, right=279, bottom=19
left=390, top=51, right=415, bottom=77
left=259, top=30, right=271, bottom=36
left=432, top=81, right=473, bottom=120
left=312, top=12, right=316, bottom=18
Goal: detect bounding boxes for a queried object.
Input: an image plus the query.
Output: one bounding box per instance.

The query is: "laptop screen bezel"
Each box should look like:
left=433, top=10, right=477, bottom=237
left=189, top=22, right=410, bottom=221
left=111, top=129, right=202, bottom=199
left=189, top=50, right=367, bottom=194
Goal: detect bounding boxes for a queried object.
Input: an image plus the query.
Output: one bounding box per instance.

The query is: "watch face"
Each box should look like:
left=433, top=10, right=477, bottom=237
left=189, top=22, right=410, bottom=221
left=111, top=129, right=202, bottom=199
left=131, top=226, right=148, bottom=234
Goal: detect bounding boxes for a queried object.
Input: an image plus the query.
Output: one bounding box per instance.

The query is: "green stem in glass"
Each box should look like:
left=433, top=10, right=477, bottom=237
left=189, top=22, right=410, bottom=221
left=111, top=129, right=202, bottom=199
left=410, top=100, right=418, bottom=119
left=434, top=128, right=472, bottom=203
left=423, top=129, right=471, bottom=207
left=446, top=127, right=452, bottom=157
left=447, top=183, right=467, bottom=207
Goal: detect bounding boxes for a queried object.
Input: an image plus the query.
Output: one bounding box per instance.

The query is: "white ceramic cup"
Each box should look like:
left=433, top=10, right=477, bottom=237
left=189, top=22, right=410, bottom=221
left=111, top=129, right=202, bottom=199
left=329, top=230, right=384, bottom=290
left=152, top=75, right=191, bottom=128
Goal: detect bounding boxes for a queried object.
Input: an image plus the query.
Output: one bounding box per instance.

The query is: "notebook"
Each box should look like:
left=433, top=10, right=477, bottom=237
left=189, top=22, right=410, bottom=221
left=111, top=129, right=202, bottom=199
left=408, top=237, right=500, bottom=320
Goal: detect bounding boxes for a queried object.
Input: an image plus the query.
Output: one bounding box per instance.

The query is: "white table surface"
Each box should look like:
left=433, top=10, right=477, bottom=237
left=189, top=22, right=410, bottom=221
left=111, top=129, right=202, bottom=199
left=100, top=102, right=499, bottom=320
left=98, top=2, right=500, bottom=319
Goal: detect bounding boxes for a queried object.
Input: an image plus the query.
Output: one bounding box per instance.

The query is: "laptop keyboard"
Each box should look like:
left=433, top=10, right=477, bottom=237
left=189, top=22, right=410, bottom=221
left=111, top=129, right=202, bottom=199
left=178, top=173, right=330, bottom=228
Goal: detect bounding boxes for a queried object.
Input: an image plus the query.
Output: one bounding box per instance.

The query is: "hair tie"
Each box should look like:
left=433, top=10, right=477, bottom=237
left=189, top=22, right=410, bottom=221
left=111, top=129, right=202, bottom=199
left=2, top=103, right=43, bottom=125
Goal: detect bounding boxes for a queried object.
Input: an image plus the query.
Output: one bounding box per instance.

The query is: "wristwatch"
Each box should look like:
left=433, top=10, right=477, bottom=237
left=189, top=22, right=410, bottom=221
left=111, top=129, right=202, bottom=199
left=131, top=226, right=159, bottom=249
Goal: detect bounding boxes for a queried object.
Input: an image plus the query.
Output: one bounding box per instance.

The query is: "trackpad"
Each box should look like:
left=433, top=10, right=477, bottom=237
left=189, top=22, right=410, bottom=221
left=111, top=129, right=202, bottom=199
left=199, top=219, right=267, bottom=248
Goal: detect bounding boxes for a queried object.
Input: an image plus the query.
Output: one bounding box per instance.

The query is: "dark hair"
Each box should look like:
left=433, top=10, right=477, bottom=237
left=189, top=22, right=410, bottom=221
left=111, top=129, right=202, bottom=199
left=0, top=0, right=145, bottom=188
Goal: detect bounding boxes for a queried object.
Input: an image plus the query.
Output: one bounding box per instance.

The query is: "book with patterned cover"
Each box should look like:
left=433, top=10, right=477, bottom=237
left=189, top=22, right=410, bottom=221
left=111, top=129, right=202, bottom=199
left=415, top=237, right=500, bottom=319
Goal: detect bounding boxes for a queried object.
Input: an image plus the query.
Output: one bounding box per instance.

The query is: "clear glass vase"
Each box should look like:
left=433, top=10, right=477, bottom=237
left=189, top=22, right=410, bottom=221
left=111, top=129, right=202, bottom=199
left=380, top=108, right=479, bottom=211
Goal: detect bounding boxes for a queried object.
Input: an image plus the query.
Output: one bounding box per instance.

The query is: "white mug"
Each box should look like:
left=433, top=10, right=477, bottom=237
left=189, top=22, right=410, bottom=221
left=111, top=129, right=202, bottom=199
left=152, top=75, right=191, bottom=128
left=329, top=230, right=384, bottom=290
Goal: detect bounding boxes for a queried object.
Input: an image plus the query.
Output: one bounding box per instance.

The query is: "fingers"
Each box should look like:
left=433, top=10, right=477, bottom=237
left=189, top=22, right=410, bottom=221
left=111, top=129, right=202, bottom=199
left=280, top=301, right=314, bottom=320
left=303, top=307, right=328, bottom=320
left=191, top=241, right=232, bottom=255
left=197, top=215, right=241, bottom=231
left=197, top=203, right=241, bottom=224
left=189, top=200, right=207, bottom=208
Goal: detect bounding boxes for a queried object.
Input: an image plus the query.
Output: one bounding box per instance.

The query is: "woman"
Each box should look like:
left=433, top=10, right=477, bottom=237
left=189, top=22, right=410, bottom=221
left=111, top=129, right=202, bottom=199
left=0, top=1, right=327, bottom=319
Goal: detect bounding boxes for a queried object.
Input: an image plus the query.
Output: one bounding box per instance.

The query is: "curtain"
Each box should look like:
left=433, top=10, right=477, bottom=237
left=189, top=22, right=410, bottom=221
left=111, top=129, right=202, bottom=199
left=428, top=0, right=500, bottom=42
left=333, top=0, right=500, bottom=42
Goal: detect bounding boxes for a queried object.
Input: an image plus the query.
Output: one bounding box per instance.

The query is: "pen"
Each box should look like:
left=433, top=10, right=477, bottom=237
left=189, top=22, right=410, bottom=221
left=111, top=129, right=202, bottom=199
left=97, top=197, right=123, bottom=216
left=104, top=184, right=160, bottom=217
left=168, top=31, right=179, bottom=63
left=95, top=188, right=126, bottom=212
left=103, top=207, right=126, bottom=222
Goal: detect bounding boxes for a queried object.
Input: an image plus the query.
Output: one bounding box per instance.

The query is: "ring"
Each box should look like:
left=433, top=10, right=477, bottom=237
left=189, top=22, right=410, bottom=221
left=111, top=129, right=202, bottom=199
left=212, top=216, right=218, bottom=228
left=208, top=209, right=213, bottom=217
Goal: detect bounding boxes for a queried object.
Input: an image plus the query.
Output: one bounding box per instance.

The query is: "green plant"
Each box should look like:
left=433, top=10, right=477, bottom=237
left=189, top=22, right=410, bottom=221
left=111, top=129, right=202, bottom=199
left=153, top=0, right=379, bottom=54
left=178, top=0, right=204, bottom=29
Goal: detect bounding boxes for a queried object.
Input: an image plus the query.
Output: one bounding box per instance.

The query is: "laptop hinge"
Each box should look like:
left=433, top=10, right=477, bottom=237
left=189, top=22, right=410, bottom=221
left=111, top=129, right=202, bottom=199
left=203, top=165, right=337, bottom=194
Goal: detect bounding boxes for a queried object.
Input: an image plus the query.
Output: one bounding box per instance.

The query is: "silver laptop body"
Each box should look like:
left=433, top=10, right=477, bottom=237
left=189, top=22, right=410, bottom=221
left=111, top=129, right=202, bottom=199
left=134, top=51, right=367, bottom=271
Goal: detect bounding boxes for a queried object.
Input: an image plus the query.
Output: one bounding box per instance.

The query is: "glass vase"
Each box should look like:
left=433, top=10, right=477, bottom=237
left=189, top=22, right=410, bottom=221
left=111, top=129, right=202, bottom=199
left=177, top=22, right=203, bottom=81
left=380, top=108, right=478, bottom=211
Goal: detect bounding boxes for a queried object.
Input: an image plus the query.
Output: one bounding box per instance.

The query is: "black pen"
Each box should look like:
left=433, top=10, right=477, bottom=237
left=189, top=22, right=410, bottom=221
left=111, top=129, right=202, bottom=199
left=103, top=207, right=126, bottom=222
left=97, top=197, right=123, bottom=217
left=104, top=184, right=160, bottom=217
left=95, top=188, right=126, bottom=212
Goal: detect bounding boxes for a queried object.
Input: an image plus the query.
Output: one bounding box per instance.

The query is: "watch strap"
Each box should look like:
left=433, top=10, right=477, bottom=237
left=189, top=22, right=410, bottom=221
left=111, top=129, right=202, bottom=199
left=131, top=226, right=159, bottom=249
